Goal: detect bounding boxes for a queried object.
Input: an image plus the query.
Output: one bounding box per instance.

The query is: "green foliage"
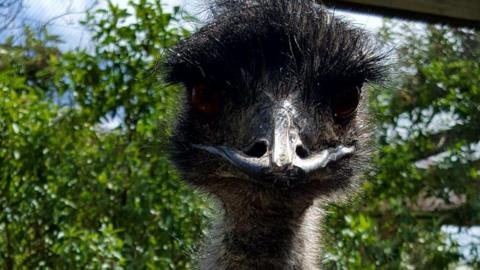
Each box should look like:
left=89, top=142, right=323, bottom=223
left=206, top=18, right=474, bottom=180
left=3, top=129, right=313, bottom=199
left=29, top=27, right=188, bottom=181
left=1, top=1, right=479, bottom=269
left=323, top=24, right=480, bottom=269
left=0, top=1, right=209, bottom=269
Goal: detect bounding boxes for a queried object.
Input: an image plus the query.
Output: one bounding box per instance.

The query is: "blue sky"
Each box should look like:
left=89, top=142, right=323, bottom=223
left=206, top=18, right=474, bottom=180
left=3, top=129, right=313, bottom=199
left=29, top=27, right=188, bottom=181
left=1, top=0, right=384, bottom=50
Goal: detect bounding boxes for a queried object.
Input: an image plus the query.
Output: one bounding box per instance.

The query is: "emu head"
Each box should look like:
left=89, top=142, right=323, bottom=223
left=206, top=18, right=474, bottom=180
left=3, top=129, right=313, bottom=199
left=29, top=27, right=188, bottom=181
left=165, top=0, right=384, bottom=207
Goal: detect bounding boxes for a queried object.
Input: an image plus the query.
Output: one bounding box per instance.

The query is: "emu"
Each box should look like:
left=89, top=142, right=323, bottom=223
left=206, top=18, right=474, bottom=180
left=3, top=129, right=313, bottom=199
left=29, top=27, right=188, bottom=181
left=164, top=0, right=385, bottom=269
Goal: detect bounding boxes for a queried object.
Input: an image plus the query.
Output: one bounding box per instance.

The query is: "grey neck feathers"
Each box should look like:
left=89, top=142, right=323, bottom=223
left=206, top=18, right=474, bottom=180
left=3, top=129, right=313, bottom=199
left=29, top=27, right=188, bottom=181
left=199, top=197, right=324, bottom=270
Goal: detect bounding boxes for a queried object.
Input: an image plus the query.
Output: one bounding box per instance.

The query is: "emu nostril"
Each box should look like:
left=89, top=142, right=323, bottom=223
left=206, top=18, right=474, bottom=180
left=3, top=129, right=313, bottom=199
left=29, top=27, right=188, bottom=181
left=295, top=145, right=309, bottom=159
left=244, top=140, right=268, bottom=158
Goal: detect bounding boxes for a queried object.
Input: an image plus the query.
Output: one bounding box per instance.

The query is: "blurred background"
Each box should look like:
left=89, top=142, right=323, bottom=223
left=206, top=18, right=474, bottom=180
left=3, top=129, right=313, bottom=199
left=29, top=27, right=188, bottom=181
left=0, top=0, right=478, bottom=269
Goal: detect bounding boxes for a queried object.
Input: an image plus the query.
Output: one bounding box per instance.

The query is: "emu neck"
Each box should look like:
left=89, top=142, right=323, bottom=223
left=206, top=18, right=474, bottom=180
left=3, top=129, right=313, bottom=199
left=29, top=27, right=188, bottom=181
left=201, top=190, right=323, bottom=270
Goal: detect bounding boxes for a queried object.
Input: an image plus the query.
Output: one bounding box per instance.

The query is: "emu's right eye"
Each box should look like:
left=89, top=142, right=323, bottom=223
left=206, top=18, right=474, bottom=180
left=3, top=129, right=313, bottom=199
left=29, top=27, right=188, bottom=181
left=191, top=82, right=220, bottom=115
left=331, top=86, right=360, bottom=124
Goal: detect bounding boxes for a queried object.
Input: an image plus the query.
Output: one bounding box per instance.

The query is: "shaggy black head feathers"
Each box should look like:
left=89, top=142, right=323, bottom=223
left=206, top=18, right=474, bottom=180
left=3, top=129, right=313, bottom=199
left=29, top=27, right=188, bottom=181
left=165, top=0, right=385, bottom=97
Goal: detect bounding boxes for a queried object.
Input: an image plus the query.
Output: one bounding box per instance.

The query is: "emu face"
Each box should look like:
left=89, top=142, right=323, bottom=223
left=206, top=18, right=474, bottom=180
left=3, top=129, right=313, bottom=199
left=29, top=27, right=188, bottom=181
left=166, top=1, right=384, bottom=200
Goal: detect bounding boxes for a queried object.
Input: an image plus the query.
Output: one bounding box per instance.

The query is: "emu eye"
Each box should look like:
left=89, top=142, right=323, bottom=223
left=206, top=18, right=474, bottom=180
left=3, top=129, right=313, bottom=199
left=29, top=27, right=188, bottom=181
left=191, top=82, right=220, bottom=115
left=331, top=86, right=360, bottom=124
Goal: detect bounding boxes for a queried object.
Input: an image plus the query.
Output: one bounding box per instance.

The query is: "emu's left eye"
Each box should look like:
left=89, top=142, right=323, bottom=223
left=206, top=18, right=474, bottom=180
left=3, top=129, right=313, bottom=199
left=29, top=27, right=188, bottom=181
left=331, top=86, right=360, bottom=124
left=191, top=82, right=220, bottom=115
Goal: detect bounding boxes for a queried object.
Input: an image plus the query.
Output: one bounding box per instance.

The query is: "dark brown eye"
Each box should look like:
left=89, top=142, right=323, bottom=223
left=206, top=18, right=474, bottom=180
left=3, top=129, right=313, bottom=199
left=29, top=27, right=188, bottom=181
left=191, top=82, right=220, bottom=115
left=331, top=86, right=360, bottom=124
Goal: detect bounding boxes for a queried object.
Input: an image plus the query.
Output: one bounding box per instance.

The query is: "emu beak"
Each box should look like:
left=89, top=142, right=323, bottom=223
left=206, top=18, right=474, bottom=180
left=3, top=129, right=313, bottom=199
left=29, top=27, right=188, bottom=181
left=191, top=100, right=355, bottom=184
left=270, top=103, right=297, bottom=169
left=192, top=144, right=354, bottom=177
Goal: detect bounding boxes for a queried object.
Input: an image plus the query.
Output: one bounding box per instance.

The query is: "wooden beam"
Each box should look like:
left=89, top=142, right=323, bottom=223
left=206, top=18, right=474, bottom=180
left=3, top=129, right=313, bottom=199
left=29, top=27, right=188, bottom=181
left=323, top=0, right=480, bottom=28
